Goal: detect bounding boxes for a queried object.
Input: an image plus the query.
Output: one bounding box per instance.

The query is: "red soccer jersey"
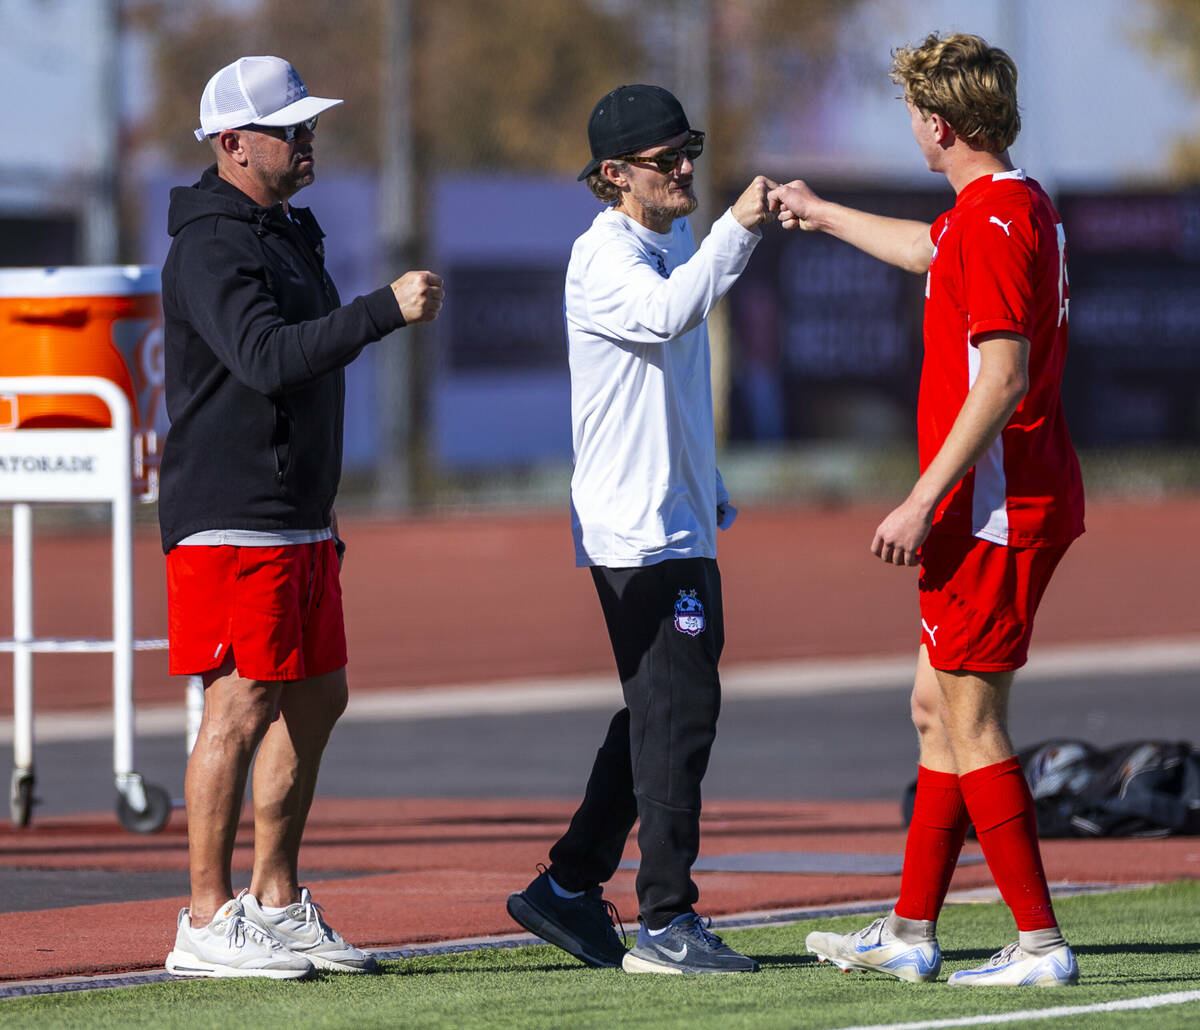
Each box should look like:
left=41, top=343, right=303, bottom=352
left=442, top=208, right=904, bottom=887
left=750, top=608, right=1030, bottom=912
left=920, top=170, right=1085, bottom=547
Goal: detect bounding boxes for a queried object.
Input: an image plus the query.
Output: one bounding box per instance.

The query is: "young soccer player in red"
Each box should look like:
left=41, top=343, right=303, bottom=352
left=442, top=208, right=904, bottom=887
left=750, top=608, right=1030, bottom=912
left=769, top=32, right=1084, bottom=987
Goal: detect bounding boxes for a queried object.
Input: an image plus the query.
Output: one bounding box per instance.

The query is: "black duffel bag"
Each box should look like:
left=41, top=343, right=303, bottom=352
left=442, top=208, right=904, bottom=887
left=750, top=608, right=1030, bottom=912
left=901, top=739, right=1200, bottom=838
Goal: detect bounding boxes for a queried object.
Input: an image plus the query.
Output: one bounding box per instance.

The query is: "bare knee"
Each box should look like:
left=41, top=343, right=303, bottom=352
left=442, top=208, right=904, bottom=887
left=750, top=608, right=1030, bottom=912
left=322, top=676, right=349, bottom=722
left=936, top=669, right=1015, bottom=770
left=307, top=669, right=348, bottom=724
left=277, top=667, right=349, bottom=738
left=910, top=687, right=940, bottom=737
left=909, top=666, right=943, bottom=739
left=197, top=667, right=281, bottom=753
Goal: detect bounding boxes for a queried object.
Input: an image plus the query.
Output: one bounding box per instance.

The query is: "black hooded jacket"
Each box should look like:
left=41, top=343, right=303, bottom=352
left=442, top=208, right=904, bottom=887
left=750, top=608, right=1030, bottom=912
left=158, top=167, right=405, bottom=552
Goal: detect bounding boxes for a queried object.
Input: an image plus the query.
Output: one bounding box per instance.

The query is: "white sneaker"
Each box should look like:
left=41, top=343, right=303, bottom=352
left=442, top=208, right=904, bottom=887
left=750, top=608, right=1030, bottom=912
left=806, top=917, right=941, bottom=983
left=949, top=942, right=1079, bottom=986
left=239, top=887, right=378, bottom=973
left=165, top=899, right=314, bottom=979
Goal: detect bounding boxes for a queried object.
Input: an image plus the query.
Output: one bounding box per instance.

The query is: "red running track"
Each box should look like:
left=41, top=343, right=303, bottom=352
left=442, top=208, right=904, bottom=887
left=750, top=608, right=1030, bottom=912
left=0, top=497, right=1197, bottom=981
left=2, top=798, right=1198, bottom=982
left=0, top=497, right=1198, bottom=714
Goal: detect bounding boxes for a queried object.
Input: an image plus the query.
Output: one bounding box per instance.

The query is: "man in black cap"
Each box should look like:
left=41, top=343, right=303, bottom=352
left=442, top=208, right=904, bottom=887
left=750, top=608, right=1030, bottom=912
left=506, top=84, right=775, bottom=975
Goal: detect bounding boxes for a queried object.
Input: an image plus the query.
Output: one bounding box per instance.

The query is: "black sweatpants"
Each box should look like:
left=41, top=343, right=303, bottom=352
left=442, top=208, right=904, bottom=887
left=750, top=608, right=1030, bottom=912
left=547, top=556, right=724, bottom=929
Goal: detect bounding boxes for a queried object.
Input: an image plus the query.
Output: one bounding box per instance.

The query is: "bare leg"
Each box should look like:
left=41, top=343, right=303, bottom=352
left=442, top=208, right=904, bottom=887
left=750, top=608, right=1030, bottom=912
left=935, top=663, right=1061, bottom=938
left=912, top=645, right=957, bottom=773
left=184, top=657, right=281, bottom=925
left=890, top=646, right=971, bottom=931
left=248, top=666, right=349, bottom=907
left=934, top=664, right=1014, bottom=773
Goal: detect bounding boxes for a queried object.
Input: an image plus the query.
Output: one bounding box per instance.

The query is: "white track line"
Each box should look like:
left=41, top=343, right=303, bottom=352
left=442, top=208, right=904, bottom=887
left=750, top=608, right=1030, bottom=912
left=3, top=635, right=1198, bottom=745
left=828, top=990, right=1200, bottom=1030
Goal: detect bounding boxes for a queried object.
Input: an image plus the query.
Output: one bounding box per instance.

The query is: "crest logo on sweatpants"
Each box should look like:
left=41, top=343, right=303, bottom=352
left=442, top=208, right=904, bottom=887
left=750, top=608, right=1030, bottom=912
left=673, top=589, right=706, bottom=636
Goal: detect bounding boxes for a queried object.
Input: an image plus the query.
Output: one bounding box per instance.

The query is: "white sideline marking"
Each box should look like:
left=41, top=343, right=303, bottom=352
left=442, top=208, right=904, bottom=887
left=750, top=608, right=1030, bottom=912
left=828, top=989, right=1200, bottom=1030
left=2, top=635, right=1199, bottom=744
left=0, top=884, right=1161, bottom=1001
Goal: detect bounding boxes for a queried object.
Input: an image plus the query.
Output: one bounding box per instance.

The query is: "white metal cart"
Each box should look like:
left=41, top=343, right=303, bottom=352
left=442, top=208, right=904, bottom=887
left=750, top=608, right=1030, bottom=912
left=0, top=374, right=197, bottom=833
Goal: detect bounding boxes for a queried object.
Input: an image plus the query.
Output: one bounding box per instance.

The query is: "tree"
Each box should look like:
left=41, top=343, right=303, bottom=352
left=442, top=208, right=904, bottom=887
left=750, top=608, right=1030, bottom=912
left=1140, top=0, right=1200, bottom=182
left=129, top=0, right=644, bottom=172
left=130, top=0, right=863, bottom=180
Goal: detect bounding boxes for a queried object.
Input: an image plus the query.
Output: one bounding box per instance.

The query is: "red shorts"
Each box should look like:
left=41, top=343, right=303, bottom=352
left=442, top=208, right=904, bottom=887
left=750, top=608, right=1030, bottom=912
left=918, top=532, right=1070, bottom=673
left=165, top=540, right=346, bottom=680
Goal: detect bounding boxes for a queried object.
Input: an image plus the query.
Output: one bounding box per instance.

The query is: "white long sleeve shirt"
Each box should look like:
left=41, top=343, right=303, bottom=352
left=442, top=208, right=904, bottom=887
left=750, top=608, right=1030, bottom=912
left=566, top=206, right=761, bottom=567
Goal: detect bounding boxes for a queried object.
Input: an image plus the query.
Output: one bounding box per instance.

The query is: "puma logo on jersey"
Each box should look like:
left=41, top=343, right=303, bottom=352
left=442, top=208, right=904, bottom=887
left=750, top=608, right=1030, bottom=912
left=921, top=619, right=938, bottom=646
left=989, top=216, right=1013, bottom=236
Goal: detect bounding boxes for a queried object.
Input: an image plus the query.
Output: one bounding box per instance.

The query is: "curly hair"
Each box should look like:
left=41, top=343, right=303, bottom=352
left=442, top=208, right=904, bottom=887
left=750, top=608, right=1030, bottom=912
left=585, top=160, right=629, bottom=203
left=891, top=32, right=1020, bottom=153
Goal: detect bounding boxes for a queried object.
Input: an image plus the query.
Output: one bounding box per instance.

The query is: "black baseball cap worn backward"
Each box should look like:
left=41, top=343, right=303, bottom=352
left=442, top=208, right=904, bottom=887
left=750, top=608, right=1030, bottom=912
left=577, top=84, right=695, bottom=181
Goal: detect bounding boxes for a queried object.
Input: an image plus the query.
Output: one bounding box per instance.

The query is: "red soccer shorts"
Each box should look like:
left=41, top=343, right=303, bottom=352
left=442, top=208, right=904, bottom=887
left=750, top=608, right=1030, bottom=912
left=165, top=540, right=346, bottom=680
left=918, top=532, right=1070, bottom=673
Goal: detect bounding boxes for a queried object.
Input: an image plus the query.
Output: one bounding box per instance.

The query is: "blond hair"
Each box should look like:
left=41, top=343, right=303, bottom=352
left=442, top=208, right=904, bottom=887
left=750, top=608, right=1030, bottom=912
left=891, top=32, right=1020, bottom=153
left=586, top=160, right=629, bottom=204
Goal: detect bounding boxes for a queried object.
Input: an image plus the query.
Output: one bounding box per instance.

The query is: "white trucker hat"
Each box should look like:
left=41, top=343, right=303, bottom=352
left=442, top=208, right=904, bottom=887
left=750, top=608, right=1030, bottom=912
left=194, top=56, right=343, bottom=141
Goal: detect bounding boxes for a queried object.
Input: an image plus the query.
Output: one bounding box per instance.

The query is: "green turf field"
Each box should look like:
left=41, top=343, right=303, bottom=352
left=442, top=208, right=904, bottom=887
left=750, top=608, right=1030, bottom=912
left=6, top=881, right=1199, bottom=1029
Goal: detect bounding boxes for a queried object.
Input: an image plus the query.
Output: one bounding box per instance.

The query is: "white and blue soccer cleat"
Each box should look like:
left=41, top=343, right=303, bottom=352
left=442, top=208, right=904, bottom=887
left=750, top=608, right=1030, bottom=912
left=806, top=917, right=941, bottom=983
left=949, top=941, right=1079, bottom=986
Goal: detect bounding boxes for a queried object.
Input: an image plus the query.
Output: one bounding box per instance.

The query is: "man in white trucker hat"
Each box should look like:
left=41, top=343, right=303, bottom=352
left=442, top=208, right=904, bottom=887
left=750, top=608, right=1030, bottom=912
left=193, top=55, right=343, bottom=142
left=161, top=56, right=443, bottom=979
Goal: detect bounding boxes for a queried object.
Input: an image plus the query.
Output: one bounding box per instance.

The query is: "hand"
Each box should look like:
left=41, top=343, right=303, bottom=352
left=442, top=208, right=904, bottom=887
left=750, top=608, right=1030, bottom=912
left=391, top=271, right=444, bottom=324
left=330, top=509, right=345, bottom=568
left=731, top=175, right=779, bottom=230
left=767, top=179, right=824, bottom=231
left=870, top=497, right=933, bottom=567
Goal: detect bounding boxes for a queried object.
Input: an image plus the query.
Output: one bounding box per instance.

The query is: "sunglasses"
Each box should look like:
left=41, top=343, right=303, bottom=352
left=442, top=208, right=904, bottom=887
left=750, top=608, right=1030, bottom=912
left=242, top=116, right=319, bottom=143
left=617, top=132, right=705, bottom=174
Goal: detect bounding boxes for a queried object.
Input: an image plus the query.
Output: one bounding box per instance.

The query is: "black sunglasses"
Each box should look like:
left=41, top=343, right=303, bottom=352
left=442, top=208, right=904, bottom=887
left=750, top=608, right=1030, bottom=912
left=241, top=116, right=319, bottom=143
left=617, top=132, right=705, bottom=174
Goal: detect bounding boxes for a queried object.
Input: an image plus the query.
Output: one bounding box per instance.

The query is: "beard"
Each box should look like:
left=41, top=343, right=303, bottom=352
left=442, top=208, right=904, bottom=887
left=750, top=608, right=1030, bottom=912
left=642, top=189, right=698, bottom=224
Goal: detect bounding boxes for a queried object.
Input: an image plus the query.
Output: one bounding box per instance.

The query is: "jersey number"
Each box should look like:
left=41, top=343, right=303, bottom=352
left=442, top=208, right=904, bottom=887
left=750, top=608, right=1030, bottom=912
left=1056, top=222, right=1069, bottom=327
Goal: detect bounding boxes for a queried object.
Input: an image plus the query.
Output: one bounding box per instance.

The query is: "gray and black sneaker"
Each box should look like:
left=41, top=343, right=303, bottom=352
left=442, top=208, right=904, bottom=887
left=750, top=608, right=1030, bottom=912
left=506, top=867, right=627, bottom=968
left=622, top=913, right=759, bottom=974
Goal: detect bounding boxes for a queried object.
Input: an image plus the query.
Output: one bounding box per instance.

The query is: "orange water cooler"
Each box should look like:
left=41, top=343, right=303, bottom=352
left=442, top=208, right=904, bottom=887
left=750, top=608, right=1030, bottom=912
left=0, top=266, right=179, bottom=833
left=0, top=265, right=165, bottom=497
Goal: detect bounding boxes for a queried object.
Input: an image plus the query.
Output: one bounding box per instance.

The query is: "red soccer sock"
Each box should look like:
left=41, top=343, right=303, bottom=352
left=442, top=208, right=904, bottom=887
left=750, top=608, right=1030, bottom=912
left=960, top=756, right=1058, bottom=931
left=894, top=766, right=970, bottom=922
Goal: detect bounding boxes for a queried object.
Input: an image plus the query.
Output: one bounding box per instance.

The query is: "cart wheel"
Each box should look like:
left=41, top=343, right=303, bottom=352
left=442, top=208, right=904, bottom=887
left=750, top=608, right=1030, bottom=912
left=116, top=783, right=172, bottom=834
left=9, top=771, right=34, bottom=828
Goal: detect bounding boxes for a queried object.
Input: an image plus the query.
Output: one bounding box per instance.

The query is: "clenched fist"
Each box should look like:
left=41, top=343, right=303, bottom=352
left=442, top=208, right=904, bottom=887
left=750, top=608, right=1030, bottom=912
left=731, top=175, right=780, bottom=230
left=767, top=180, right=824, bottom=231
left=391, top=270, right=444, bottom=324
